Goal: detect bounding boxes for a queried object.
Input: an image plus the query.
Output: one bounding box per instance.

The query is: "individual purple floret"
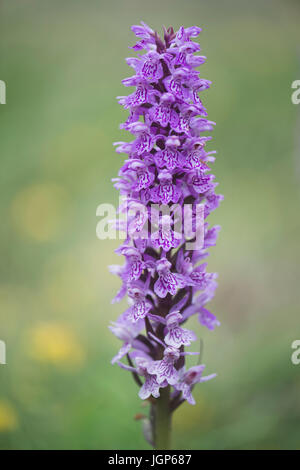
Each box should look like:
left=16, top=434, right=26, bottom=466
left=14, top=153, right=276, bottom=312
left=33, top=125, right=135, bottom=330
left=109, top=22, right=223, bottom=449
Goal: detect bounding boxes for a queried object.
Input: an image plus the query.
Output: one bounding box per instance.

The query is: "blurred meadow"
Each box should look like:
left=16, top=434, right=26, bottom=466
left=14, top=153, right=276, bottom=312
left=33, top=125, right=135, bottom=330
left=0, top=0, right=300, bottom=449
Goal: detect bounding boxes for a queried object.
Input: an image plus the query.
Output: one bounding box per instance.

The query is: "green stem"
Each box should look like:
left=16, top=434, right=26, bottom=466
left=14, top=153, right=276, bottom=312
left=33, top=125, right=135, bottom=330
left=153, top=385, right=172, bottom=450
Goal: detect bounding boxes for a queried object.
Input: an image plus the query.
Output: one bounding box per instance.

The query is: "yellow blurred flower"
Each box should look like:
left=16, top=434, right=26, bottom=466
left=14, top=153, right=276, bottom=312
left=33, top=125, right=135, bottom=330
left=27, top=323, right=85, bottom=367
left=11, top=182, right=69, bottom=242
left=0, top=401, right=18, bottom=432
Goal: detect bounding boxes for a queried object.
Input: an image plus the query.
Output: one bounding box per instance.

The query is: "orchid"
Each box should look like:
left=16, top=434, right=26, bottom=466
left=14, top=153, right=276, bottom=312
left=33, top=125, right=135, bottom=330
left=109, top=22, right=223, bottom=449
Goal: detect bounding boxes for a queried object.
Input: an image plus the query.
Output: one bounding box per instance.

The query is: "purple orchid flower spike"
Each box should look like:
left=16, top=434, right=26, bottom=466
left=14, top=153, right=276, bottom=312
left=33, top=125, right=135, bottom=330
left=109, top=23, right=223, bottom=450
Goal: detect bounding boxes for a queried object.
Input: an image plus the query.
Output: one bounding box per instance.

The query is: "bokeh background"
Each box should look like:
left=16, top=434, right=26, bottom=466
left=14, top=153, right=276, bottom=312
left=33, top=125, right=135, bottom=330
left=0, top=0, right=300, bottom=450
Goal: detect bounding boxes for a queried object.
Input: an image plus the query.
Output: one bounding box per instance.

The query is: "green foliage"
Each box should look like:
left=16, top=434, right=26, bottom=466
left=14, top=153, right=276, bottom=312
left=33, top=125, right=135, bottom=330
left=0, top=0, right=299, bottom=450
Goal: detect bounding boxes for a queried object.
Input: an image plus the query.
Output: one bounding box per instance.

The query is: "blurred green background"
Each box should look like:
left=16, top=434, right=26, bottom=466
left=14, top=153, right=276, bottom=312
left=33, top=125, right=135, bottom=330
left=0, top=0, right=300, bottom=450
